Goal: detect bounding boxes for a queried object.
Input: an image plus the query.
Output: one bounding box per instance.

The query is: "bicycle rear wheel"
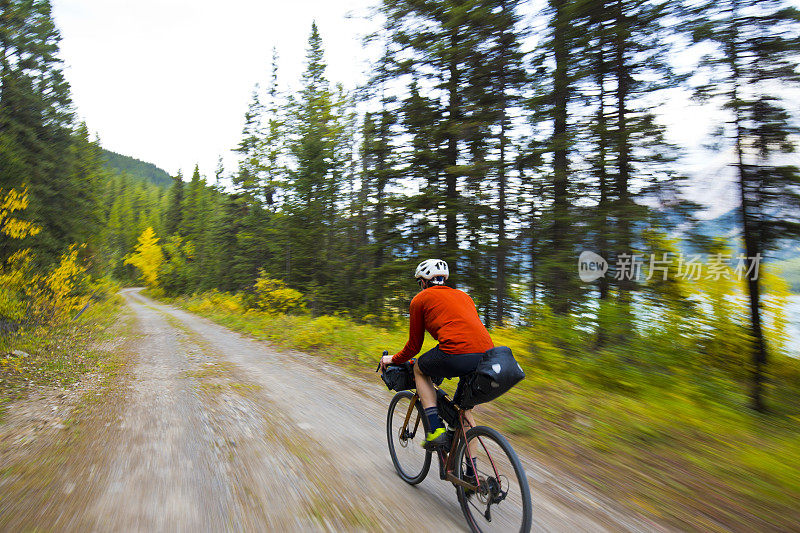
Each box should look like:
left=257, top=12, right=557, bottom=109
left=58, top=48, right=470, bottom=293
left=454, top=425, right=532, bottom=533
left=386, top=390, right=432, bottom=485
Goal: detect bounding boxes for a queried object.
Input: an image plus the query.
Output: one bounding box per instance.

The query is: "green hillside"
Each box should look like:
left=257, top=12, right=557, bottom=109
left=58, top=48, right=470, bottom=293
left=101, top=149, right=172, bottom=186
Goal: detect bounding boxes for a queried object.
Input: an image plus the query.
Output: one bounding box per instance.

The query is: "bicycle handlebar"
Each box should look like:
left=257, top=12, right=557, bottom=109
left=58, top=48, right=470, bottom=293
left=376, top=349, right=388, bottom=372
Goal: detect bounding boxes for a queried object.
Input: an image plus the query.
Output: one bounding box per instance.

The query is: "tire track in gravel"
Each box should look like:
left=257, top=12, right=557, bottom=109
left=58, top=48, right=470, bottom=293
left=103, top=289, right=464, bottom=532
left=85, top=293, right=253, bottom=531
left=111, top=288, right=669, bottom=533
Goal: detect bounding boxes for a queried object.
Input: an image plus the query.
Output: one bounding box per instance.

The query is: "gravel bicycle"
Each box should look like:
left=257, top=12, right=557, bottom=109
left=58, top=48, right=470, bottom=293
left=383, top=368, right=532, bottom=532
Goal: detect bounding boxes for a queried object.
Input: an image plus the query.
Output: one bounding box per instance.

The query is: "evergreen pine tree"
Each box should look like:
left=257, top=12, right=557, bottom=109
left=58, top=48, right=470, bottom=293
left=233, top=86, right=265, bottom=204
left=284, top=22, right=341, bottom=311
left=0, top=0, right=82, bottom=261
left=263, top=47, right=285, bottom=209
left=377, top=1, right=491, bottom=279
left=688, top=0, right=800, bottom=411
left=164, top=172, right=184, bottom=236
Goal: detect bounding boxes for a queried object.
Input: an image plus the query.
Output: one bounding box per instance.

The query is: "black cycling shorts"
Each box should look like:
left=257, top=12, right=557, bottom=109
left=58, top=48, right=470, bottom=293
left=417, top=345, right=483, bottom=380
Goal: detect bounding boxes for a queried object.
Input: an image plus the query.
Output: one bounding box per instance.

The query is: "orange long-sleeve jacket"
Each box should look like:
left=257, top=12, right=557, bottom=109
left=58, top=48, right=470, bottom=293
left=392, top=285, right=494, bottom=364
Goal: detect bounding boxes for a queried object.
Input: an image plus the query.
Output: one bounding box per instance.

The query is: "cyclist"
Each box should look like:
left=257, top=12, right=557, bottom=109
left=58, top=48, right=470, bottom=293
left=379, top=259, right=494, bottom=450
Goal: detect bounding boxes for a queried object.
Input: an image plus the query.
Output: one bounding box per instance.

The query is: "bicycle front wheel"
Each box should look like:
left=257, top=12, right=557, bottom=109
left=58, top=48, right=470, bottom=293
left=454, top=425, right=532, bottom=533
left=386, top=390, right=432, bottom=485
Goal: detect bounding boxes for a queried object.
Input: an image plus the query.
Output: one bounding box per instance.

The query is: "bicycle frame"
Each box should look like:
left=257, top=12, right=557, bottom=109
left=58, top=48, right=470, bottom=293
left=401, top=391, right=501, bottom=494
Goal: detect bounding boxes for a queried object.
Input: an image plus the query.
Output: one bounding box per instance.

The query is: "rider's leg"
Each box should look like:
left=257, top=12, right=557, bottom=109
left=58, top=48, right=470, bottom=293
left=414, top=361, right=447, bottom=447
left=463, top=408, right=478, bottom=473
left=414, top=360, right=437, bottom=409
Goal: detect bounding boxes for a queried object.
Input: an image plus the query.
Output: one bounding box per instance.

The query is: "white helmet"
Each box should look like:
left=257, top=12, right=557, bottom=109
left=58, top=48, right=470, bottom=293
left=415, top=259, right=449, bottom=285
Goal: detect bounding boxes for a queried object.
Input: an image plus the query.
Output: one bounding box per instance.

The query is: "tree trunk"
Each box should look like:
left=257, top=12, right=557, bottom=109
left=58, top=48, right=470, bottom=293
left=737, top=120, right=767, bottom=413
left=495, top=114, right=507, bottom=325
left=446, top=28, right=461, bottom=278
left=374, top=111, right=388, bottom=273
left=551, top=0, right=570, bottom=315
left=614, top=0, right=632, bottom=313
left=495, top=3, right=509, bottom=326
left=595, top=6, right=610, bottom=348
left=729, top=0, right=768, bottom=411
left=530, top=205, right=539, bottom=307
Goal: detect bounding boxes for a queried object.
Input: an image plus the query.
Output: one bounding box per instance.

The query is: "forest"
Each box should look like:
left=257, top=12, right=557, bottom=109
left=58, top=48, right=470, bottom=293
left=1, top=0, right=800, bottom=527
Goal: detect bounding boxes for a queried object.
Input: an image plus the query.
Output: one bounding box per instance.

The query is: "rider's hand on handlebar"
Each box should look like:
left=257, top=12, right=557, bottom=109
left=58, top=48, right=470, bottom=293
left=379, top=352, right=394, bottom=372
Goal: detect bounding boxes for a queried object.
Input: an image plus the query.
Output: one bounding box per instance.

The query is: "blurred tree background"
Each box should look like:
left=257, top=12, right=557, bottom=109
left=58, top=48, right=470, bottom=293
left=3, top=0, right=800, bottom=413
left=2, top=0, right=800, bottom=526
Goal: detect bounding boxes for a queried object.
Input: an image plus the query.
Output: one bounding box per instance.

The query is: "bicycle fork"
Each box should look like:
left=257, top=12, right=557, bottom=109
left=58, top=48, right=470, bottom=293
left=401, top=394, right=423, bottom=441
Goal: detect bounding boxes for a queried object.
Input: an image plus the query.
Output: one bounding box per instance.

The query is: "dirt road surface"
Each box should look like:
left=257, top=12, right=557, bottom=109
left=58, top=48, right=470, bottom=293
left=1, top=289, right=670, bottom=532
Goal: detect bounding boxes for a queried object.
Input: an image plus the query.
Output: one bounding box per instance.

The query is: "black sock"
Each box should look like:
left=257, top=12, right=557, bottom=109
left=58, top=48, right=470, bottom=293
left=466, top=459, right=477, bottom=477
left=424, top=406, right=442, bottom=432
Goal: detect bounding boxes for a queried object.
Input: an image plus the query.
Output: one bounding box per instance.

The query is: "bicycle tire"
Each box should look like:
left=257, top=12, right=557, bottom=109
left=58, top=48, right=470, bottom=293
left=386, top=390, right=432, bottom=485
left=454, top=425, right=532, bottom=533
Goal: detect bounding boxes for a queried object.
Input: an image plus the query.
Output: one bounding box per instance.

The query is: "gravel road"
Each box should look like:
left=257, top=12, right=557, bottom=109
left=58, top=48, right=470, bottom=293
left=37, top=288, right=669, bottom=532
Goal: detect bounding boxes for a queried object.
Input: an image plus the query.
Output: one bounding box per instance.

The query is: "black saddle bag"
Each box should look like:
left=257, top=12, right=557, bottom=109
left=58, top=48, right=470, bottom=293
left=457, top=346, right=525, bottom=409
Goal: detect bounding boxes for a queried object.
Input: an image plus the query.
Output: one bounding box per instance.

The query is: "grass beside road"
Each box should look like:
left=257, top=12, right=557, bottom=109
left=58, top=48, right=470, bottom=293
left=0, top=301, right=132, bottom=532
left=0, top=287, right=125, bottom=415
left=163, top=290, right=800, bottom=531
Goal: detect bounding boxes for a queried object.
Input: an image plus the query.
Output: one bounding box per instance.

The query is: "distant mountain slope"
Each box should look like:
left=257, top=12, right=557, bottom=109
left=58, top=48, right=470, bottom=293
left=694, top=209, right=739, bottom=240
left=688, top=208, right=800, bottom=262
left=775, top=257, right=800, bottom=292
left=101, top=149, right=172, bottom=186
left=678, top=208, right=800, bottom=291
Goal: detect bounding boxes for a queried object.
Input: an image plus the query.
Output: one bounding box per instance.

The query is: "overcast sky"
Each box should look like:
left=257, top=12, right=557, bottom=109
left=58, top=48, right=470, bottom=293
left=51, top=0, right=379, bottom=180
left=50, top=0, right=798, bottom=219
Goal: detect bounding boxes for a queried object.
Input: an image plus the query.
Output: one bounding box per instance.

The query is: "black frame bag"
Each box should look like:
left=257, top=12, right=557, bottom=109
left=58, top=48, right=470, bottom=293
left=458, top=346, right=525, bottom=409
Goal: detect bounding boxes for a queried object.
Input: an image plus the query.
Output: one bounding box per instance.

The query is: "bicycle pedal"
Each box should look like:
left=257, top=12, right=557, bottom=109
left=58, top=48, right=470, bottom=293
left=422, top=428, right=449, bottom=450
left=423, top=439, right=447, bottom=451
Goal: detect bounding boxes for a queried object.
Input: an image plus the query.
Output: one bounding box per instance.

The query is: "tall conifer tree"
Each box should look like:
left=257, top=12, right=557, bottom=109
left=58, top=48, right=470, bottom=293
left=284, top=22, right=341, bottom=311
left=688, top=0, right=800, bottom=411
left=164, top=172, right=184, bottom=237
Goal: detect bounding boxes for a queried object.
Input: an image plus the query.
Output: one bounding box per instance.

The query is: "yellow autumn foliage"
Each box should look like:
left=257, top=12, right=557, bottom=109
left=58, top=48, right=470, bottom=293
left=0, top=186, right=119, bottom=394
left=0, top=250, right=31, bottom=320
left=30, top=245, right=91, bottom=324
left=758, top=267, right=790, bottom=355
left=124, top=227, right=164, bottom=287
left=253, top=270, right=305, bottom=314
left=1, top=188, right=44, bottom=321
left=1, top=249, right=91, bottom=331
left=1, top=188, right=95, bottom=326
left=187, top=290, right=245, bottom=314
left=0, top=350, right=25, bottom=373
left=682, top=241, right=791, bottom=369
left=0, top=187, right=41, bottom=239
